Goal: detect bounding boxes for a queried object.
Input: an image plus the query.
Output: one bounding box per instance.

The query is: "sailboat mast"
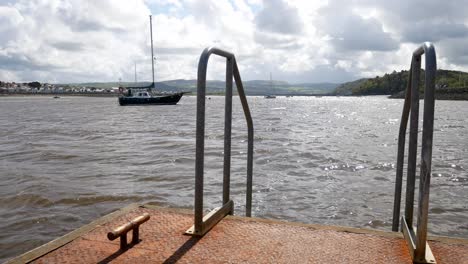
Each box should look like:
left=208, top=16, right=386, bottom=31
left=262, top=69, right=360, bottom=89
left=134, top=62, right=137, bottom=83
left=150, top=15, right=155, bottom=87
left=270, top=72, right=273, bottom=90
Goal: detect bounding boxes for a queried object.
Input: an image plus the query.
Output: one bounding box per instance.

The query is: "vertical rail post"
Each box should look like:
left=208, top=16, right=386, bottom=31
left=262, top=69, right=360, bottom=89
left=194, top=49, right=209, bottom=233
left=392, top=65, right=413, bottom=231
left=392, top=42, right=437, bottom=264
left=187, top=47, right=254, bottom=236
left=405, top=55, right=421, bottom=228
left=233, top=60, right=254, bottom=217
left=223, top=57, right=233, bottom=207
left=414, top=44, right=436, bottom=262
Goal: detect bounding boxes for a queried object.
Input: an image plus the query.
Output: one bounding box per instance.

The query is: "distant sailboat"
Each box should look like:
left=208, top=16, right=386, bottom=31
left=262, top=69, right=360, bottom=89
left=264, top=72, right=276, bottom=99
left=118, top=15, right=184, bottom=106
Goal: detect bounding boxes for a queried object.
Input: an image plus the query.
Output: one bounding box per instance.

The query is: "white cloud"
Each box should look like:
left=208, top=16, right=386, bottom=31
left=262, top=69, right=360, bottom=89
left=255, top=0, right=303, bottom=35
left=0, top=6, right=23, bottom=30
left=0, top=0, right=468, bottom=83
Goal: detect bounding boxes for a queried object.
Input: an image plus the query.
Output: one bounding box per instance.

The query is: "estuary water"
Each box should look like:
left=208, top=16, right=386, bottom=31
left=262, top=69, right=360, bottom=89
left=0, top=95, right=467, bottom=261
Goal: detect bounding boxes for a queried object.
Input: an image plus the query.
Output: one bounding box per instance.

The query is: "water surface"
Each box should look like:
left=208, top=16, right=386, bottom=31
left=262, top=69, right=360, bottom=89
left=0, top=95, right=467, bottom=262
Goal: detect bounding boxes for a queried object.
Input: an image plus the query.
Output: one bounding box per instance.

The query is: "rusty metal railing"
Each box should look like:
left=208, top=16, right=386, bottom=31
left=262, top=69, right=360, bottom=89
left=186, top=47, right=254, bottom=236
left=392, top=42, right=437, bottom=264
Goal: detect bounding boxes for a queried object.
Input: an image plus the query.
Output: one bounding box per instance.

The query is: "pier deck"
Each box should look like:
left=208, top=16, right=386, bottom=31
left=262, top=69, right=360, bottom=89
left=8, top=204, right=468, bottom=264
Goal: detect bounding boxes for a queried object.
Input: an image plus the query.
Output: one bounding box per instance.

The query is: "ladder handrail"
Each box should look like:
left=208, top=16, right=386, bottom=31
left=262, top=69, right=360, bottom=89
left=189, top=47, right=254, bottom=236
left=392, top=42, right=436, bottom=263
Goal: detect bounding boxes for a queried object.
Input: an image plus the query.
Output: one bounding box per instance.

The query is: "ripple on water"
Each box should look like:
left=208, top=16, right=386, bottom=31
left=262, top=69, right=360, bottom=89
left=373, top=176, right=390, bottom=182
left=322, top=163, right=366, bottom=172
left=365, top=219, right=391, bottom=228
left=0, top=194, right=53, bottom=209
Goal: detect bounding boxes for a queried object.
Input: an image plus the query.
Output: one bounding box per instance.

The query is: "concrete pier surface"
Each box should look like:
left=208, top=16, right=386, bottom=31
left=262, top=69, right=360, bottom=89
left=7, top=204, right=468, bottom=264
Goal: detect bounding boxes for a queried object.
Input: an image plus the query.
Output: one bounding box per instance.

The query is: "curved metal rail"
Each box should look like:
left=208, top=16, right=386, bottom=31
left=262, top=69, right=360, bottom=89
left=186, top=47, right=254, bottom=236
left=392, top=42, right=437, bottom=264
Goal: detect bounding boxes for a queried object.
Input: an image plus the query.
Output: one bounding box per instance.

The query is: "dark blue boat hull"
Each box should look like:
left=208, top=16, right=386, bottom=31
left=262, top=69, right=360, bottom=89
left=118, top=93, right=184, bottom=106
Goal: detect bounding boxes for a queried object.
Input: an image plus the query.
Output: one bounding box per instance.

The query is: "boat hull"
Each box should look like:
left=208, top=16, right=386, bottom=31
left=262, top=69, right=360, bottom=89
left=118, top=93, right=184, bottom=106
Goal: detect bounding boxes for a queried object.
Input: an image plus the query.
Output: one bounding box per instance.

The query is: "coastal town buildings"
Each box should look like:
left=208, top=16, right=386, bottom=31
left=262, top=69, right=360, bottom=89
left=0, top=81, right=119, bottom=94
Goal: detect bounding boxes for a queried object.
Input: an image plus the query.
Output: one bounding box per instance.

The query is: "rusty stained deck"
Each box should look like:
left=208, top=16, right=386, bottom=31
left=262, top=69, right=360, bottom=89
left=8, top=204, right=468, bottom=264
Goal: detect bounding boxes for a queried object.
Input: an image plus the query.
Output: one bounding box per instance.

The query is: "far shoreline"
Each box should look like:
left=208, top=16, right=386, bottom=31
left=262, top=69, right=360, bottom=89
left=1, top=92, right=468, bottom=100
left=388, top=90, right=468, bottom=100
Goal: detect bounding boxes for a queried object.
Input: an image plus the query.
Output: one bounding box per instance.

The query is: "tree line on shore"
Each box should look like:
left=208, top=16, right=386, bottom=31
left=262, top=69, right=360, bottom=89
left=334, top=69, right=468, bottom=96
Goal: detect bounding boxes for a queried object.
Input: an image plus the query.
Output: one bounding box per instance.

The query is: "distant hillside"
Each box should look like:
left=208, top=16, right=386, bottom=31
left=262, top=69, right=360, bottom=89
left=334, top=69, right=468, bottom=96
left=242, top=80, right=338, bottom=95
left=66, top=80, right=340, bottom=95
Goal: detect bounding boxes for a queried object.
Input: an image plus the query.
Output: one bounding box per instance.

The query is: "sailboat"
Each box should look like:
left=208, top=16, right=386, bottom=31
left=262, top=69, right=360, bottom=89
left=118, top=15, right=184, bottom=106
left=264, top=72, right=276, bottom=99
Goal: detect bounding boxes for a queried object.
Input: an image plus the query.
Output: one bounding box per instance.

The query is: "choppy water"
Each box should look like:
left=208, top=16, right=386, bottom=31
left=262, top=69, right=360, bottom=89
left=0, top=95, right=467, bottom=262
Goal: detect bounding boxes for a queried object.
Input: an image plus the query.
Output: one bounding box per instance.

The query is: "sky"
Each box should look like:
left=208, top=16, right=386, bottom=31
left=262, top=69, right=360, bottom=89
left=1, top=0, right=468, bottom=84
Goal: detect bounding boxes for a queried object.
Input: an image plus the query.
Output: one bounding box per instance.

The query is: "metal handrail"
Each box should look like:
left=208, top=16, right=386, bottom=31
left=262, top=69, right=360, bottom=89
left=186, top=47, right=254, bottom=236
left=392, top=42, right=437, bottom=264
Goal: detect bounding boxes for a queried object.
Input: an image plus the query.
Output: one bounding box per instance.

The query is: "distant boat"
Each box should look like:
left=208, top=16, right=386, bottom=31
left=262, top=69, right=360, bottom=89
left=119, top=89, right=184, bottom=106
left=118, top=15, right=184, bottom=106
left=53, top=96, right=60, bottom=99
left=265, top=72, right=276, bottom=99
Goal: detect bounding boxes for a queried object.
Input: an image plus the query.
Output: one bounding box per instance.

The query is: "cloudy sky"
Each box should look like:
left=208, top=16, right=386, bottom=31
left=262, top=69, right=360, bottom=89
left=1, top=0, right=468, bottom=84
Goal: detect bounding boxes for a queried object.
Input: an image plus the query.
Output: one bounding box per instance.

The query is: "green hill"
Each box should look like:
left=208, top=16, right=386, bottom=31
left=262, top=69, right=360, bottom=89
left=334, top=69, right=468, bottom=97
